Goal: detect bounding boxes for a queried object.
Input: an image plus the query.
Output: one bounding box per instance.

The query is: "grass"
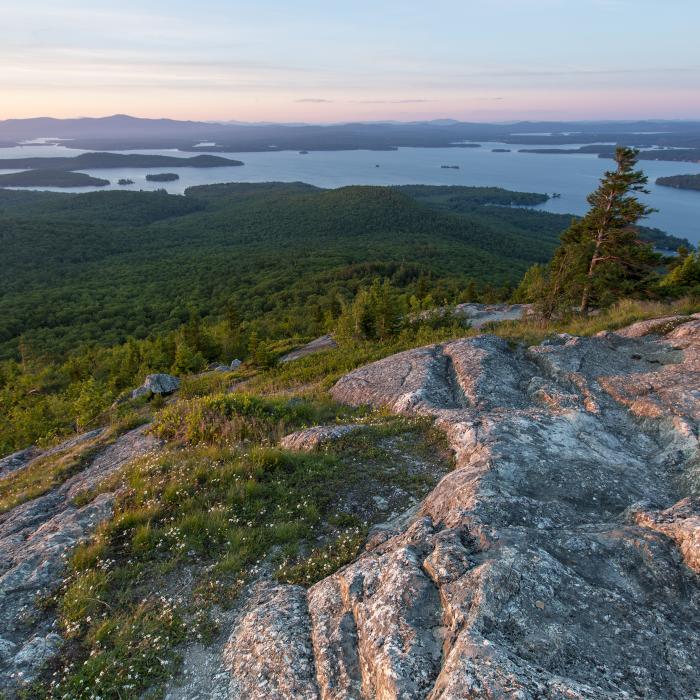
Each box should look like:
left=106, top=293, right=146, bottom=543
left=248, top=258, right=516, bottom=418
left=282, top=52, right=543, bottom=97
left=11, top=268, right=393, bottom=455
left=40, top=443, right=346, bottom=699
left=276, top=528, right=367, bottom=586
left=35, top=403, right=450, bottom=699
left=176, top=368, right=251, bottom=399
left=489, top=297, right=700, bottom=347
left=151, top=392, right=364, bottom=446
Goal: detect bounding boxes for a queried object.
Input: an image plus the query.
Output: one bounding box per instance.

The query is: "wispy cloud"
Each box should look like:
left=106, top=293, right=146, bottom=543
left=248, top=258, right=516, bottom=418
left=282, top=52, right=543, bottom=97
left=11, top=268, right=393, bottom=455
left=295, top=98, right=334, bottom=103
left=354, top=99, right=432, bottom=104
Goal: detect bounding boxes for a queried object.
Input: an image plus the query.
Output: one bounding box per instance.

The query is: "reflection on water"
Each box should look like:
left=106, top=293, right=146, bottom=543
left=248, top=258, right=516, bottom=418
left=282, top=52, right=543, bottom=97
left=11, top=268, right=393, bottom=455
left=1, top=142, right=699, bottom=243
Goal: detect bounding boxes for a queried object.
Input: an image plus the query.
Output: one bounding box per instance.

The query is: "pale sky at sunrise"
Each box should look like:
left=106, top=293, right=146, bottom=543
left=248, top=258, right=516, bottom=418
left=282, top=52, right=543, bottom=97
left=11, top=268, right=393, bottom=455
left=1, top=0, right=699, bottom=122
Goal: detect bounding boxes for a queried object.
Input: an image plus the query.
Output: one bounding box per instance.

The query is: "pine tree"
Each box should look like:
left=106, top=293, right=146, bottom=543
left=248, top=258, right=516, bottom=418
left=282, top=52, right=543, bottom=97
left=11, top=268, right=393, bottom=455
left=335, top=279, right=404, bottom=342
left=224, top=300, right=245, bottom=359
left=543, top=147, right=657, bottom=315
left=172, top=329, right=206, bottom=374
left=661, top=250, right=700, bottom=290
left=183, top=307, right=204, bottom=351
left=512, top=264, right=547, bottom=303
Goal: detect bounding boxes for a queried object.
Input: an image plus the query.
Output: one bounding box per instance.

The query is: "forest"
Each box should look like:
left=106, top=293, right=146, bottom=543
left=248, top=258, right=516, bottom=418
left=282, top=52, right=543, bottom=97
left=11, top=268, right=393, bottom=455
left=0, top=183, right=571, bottom=361
left=0, top=177, right=695, bottom=458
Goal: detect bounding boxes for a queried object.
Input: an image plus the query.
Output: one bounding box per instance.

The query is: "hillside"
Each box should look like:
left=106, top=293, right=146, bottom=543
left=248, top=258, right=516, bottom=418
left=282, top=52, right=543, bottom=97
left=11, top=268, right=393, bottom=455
left=2, top=115, right=700, bottom=152
left=0, top=183, right=567, bottom=360
left=1, top=305, right=699, bottom=699
left=0, top=182, right=686, bottom=362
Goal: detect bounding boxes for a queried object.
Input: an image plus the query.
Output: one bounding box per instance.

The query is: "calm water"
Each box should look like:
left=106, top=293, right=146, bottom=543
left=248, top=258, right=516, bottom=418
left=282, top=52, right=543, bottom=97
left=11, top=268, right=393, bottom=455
left=1, top=142, right=699, bottom=244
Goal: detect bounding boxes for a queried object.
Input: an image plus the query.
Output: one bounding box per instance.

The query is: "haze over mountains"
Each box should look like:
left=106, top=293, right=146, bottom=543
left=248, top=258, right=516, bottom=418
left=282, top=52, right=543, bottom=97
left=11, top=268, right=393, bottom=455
left=3, top=114, right=700, bottom=154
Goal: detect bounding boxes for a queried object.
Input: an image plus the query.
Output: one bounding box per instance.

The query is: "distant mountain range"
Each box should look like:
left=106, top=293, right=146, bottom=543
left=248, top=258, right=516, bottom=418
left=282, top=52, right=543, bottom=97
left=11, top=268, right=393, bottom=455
left=1, top=115, right=700, bottom=155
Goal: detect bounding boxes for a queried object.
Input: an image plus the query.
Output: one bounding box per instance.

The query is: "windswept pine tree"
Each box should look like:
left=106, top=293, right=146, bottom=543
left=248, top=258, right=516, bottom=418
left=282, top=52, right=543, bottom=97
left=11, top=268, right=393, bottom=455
left=519, top=147, right=659, bottom=315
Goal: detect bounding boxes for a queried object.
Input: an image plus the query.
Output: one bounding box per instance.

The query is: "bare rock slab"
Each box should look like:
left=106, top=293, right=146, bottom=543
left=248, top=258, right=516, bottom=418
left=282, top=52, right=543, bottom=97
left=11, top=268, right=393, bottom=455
left=279, top=335, right=338, bottom=363
left=0, top=426, right=160, bottom=692
left=224, top=583, right=319, bottom=700
left=227, top=315, right=700, bottom=699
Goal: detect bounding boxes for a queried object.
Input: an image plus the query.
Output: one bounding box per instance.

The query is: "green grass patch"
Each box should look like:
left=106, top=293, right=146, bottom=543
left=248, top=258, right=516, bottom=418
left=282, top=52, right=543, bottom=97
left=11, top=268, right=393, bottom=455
left=176, top=368, right=251, bottom=399
left=490, top=297, right=700, bottom=347
left=44, top=440, right=349, bottom=698
left=151, top=392, right=361, bottom=446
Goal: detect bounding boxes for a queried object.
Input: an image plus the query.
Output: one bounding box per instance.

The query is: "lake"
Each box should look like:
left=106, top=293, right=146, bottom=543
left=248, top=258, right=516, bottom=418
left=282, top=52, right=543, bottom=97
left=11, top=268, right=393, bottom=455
left=1, top=141, right=700, bottom=244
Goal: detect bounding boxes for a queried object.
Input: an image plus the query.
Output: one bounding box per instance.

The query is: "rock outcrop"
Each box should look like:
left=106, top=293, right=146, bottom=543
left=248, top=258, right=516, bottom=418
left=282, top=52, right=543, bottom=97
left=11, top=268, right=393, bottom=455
left=280, top=424, right=365, bottom=452
left=280, top=335, right=338, bottom=363
left=226, top=315, right=700, bottom=699
left=0, top=429, right=103, bottom=479
left=454, top=302, right=534, bottom=328
left=132, top=373, right=180, bottom=399
left=0, top=426, right=160, bottom=692
left=207, top=363, right=232, bottom=373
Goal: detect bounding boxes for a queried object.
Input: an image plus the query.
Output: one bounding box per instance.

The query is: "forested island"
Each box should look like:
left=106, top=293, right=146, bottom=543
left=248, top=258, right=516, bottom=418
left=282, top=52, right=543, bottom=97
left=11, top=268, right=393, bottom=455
left=519, top=145, right=611, bottom=155
left=521, top=145, right=700, bottom=163
left=0, top=169, right=110, bottom=187
left=0, top=152, right=243, bottom=170
left=146, top=172, right=179, bottom=182
left=656, top=174, right=700, bottom=191
left=117, top=178, right=134, bottom=185
left=392, top=184, right=549, bottom=209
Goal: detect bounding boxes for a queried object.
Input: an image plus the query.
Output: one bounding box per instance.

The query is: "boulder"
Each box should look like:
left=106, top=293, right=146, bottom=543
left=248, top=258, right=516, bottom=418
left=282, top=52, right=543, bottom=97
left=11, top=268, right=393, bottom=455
left=230, top=359, right=242, bottom=370
left=279, top=424, right=364, bottom=451
left=207, top=363, right=231, bottom=373
left=279, top=336, right=337, bottom=363
left=131, top=373, right=180, bottom=399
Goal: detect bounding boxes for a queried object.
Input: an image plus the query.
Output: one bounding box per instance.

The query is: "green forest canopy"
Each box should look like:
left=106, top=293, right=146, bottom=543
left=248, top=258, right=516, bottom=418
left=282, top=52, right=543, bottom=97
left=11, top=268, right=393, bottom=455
left=0, top=182, right=688, bottom=361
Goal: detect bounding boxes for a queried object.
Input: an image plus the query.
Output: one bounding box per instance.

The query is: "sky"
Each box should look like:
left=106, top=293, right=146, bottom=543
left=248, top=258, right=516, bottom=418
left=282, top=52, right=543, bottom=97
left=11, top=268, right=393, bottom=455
left=1, top=0, right=699, bottom=123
